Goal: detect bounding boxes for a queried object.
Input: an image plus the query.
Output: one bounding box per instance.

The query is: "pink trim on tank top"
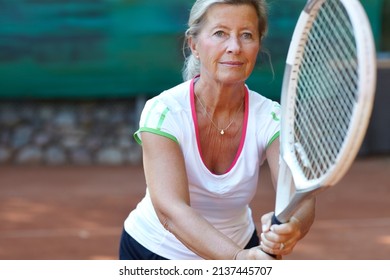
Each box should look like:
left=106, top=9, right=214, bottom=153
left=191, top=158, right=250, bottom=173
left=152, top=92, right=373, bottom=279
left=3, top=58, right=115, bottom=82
left=190, top=76, right=249, bottom=175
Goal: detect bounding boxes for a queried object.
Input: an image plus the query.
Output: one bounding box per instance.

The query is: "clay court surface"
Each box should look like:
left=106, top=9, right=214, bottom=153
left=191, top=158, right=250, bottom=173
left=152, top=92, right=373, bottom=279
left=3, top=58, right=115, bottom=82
left=0, top=156, right=389, bottom=260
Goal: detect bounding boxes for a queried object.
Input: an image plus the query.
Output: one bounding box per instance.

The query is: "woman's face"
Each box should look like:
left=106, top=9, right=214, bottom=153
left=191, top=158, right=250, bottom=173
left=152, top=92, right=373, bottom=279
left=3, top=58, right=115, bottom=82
left=190, top=4, right=260, bottom=85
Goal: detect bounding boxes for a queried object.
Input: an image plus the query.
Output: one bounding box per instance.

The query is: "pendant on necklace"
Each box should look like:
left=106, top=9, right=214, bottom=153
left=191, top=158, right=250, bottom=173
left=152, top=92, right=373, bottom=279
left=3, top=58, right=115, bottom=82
left=220, top=130, right=225, bottom=135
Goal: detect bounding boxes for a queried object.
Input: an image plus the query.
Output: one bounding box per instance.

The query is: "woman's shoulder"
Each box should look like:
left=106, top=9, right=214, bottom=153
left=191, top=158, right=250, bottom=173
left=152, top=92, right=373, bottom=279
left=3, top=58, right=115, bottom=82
left=247, top=87, right=280, bottom=114
left=147, top=80, right=192, bottom=111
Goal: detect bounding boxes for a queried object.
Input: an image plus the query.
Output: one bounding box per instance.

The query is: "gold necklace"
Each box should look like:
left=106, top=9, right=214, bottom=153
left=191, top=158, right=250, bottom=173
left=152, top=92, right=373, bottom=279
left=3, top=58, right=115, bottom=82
left=195, top=92, right=244, bottom=135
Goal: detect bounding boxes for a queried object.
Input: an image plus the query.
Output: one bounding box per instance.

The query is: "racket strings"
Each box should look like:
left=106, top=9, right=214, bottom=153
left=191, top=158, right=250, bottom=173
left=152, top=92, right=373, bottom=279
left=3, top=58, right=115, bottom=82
left=293, top=0, right=359, bottom=180
left=317, top=2, right=359, bottom=91
left=300, top=18, right=355, bottom=177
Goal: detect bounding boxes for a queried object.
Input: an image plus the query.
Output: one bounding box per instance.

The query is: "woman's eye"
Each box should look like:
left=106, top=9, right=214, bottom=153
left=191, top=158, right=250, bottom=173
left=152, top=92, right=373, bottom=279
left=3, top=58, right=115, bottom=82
left=214, top=30, right=225, bottom=37
left=242, top=33, right=253, bottom=40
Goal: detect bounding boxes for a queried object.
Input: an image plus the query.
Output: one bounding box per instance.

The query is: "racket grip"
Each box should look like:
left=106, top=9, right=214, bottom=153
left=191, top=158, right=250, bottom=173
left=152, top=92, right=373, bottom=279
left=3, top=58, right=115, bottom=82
left=262, top=214, right=282, bottom=259
left=271, top=213, right=282, bottom=225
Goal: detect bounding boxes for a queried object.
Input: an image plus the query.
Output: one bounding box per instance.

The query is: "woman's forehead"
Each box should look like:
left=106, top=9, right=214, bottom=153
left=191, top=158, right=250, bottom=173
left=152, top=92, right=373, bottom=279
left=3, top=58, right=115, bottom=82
left=203, top=4, right=259, bottom=28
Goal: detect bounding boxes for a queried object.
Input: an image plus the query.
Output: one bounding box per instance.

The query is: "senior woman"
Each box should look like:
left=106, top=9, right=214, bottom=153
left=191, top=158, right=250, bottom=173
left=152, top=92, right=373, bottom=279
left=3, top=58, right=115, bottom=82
left=119, top=0, right=315, bottom=260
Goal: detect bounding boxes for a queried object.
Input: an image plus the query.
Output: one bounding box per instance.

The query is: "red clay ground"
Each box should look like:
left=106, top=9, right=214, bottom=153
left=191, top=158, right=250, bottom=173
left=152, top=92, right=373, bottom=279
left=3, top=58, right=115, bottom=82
left=0, top=156, right=389, bottom=260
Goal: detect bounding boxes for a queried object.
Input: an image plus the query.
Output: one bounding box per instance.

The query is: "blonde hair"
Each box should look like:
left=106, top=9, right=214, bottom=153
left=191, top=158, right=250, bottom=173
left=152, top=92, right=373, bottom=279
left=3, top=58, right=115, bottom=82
left=182, top=0, right=268, bottom=81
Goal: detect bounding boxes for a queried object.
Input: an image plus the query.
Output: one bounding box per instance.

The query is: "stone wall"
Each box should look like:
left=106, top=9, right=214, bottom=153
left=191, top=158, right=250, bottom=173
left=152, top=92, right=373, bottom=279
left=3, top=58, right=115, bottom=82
left=0, top=99, right=144, bottom=165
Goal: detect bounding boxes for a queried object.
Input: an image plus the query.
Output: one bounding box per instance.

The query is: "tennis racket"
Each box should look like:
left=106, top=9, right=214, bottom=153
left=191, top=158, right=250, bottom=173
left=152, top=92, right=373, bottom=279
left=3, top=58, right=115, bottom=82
left=272, top=0, right=377, bottom=227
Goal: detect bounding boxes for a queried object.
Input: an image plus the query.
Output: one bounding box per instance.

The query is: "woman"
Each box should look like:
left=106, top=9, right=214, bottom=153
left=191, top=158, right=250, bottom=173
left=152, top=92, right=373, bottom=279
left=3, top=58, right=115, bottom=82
left=119, top=0, right=315, bottom=260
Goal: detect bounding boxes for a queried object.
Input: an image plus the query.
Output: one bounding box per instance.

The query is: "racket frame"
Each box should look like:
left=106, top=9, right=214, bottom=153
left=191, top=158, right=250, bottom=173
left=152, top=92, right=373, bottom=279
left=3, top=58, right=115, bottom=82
left=274, top=0, right=377, bottom=223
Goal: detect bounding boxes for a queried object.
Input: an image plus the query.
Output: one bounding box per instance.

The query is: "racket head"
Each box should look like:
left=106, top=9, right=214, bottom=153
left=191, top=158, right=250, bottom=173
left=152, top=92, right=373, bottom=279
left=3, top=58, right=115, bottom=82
left=279, top=0, right=377, bottom=193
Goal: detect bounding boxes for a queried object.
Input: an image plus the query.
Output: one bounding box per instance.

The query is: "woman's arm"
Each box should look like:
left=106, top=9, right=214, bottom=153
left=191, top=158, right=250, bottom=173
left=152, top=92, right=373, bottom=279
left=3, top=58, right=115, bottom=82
left=261, top=138, right=316, bottom=256
left=142, top=132, right=272, bottom=260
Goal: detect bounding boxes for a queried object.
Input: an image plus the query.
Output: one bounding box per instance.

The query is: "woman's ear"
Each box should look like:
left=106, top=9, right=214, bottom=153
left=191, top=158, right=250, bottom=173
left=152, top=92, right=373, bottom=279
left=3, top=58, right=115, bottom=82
left=188, top=36, right=199, bottom=59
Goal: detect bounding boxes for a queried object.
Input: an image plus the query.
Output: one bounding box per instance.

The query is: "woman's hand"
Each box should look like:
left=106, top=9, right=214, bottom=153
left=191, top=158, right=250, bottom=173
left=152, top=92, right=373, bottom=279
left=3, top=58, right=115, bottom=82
left=259, top=212, right=302, bottom=257
left=234, top=247, right=280, bottom=260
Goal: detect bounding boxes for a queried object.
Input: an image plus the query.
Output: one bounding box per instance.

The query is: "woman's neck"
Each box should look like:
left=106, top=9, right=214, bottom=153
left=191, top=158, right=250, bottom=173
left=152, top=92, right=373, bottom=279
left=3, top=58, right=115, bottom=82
left=194, top=76, right=245, bottom=112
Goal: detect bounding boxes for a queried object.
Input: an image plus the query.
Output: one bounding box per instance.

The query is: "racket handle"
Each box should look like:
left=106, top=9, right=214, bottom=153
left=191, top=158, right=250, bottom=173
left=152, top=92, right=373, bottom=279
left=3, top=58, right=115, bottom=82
left=272, top=213, right=282, bottom=225
left=262, top=214, right=283, bottom=259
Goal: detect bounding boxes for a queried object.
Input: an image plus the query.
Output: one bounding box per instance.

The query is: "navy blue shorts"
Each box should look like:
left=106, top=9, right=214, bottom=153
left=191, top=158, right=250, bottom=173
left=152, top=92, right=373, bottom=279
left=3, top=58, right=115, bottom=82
left=119, top=228, right=260, bottom=260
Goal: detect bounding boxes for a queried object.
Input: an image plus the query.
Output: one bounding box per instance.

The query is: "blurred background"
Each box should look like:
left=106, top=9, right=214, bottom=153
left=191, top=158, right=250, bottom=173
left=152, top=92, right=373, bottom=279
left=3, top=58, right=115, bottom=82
left=0, top=0, right=388, bottom=165
left=0, top=0, right=389, bottom=260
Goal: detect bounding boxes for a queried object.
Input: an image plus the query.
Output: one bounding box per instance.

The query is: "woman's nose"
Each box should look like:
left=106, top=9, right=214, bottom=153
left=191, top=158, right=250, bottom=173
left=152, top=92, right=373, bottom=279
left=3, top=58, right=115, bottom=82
left=226, top=36, right=241, bottom=54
